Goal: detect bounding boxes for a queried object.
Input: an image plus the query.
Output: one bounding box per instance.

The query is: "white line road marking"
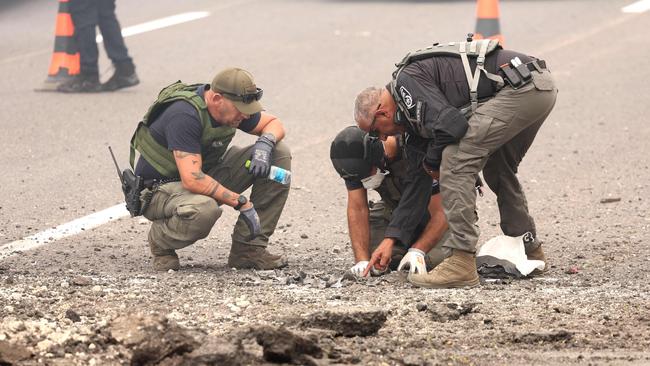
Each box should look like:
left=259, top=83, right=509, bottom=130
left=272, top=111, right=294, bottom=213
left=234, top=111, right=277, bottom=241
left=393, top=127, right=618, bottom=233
left=96, top=11, right=210, bottom=43
left=622, top=0, right=650, bottom=13
left=0, top=204, right=129, bottom=260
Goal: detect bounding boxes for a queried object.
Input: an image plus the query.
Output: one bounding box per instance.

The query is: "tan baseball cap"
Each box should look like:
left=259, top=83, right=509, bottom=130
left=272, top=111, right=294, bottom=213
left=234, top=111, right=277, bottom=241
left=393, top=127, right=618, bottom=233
left=211, top=67, right=263, bottom=115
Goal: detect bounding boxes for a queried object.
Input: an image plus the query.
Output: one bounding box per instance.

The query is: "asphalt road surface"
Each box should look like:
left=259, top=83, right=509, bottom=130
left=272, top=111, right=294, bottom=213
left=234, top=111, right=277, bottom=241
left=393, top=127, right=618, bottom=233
left=1, top=0, right=649, bottom=364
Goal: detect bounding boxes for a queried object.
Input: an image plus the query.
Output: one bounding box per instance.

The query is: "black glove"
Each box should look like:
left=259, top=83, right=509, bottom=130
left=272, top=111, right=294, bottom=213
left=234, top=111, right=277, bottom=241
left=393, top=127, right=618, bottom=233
left=249, top=133, right=276, bottom=177
left=239, top=205, right=261, bottom=240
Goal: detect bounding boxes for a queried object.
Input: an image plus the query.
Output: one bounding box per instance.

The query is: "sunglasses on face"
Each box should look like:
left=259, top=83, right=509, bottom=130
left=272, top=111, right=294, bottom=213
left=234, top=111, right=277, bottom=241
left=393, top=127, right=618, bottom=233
left=221, top=87, right=263, bottom=104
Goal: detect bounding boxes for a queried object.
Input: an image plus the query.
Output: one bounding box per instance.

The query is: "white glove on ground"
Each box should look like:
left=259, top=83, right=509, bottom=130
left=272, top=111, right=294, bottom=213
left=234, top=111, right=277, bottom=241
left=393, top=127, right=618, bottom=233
left=397, top=248, right=427, bottom=274
left=350, top=261, right=388, bottom=277
left=350, top=261, right=370, bottom=277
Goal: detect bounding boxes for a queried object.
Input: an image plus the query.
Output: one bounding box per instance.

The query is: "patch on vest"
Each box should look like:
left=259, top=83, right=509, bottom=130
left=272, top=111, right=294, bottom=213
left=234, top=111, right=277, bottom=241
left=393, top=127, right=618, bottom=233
left=399, top=86, right=414, bottom=109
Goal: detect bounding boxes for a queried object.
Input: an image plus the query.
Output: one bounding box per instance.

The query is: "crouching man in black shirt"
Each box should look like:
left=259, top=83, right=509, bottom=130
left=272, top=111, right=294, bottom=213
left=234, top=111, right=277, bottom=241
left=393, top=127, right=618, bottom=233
left=330, top=126, right=451, bottom=277
left=131, top=68, right=290, bottom=271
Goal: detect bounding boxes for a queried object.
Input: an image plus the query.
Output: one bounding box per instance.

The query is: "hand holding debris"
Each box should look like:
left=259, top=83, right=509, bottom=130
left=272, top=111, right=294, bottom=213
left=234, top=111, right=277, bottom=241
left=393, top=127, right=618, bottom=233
left=350, top=261, right=370, bottom=277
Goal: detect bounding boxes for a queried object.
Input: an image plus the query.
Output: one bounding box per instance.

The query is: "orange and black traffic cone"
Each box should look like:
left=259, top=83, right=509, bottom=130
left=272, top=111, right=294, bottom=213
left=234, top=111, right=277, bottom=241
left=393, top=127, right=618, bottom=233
left=474, top=0, right=504, bottom=44
left=37, top=0, right=80, bottom=91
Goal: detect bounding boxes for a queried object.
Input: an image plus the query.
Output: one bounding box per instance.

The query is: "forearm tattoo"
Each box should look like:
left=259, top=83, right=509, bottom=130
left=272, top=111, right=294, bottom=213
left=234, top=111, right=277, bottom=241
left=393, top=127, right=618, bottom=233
left=191, top=171, right=206, bottom=180
left=222, top=191, right=233, bottom=201
left=203, top=181, right=221, bottom=198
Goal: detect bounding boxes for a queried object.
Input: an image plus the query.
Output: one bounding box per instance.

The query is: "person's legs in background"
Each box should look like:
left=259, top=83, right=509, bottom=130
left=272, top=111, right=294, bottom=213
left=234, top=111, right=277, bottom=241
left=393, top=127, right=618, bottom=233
left=97, top=0, right=139, bottom=91
left=57, top=0, right=102, bottom=93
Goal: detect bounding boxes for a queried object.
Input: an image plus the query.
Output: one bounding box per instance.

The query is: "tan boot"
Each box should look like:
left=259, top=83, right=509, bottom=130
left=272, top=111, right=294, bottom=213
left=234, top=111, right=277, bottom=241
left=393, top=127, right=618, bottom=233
left=526, top=245, right=548, bottom=273
left=149, top=241, right=180, bottom=271
left=408, top=249, right=479, bottom=289
left=227, top=244, right=288, bottom=270
left=424, top=245, right=453, bottom=270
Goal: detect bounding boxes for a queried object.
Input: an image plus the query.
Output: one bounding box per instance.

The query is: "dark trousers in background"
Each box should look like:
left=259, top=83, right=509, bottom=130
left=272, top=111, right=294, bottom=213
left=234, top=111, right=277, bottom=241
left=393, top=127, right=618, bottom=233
left=69, top=0, right=132, bottom=76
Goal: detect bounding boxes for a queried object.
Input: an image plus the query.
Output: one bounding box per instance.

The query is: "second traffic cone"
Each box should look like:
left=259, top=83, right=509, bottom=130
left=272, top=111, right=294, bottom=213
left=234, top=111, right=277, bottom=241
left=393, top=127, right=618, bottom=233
left=474, top=0, right=504, bottom=45
left=37, top=0, right=80, bottom=91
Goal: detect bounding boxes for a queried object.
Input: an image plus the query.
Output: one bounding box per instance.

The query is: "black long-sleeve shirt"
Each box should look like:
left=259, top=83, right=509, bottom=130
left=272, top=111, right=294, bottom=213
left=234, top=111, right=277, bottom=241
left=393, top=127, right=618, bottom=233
left=382, top=134, right=434, bottom=244
left=380, top=134, right=440, bottom=246
left=344, top=135, right=438, bottom=245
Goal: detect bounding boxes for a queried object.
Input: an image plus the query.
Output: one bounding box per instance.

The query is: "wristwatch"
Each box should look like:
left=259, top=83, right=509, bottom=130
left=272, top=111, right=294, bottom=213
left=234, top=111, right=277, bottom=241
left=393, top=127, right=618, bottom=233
left=261, top=133, right=276, bottom=144
left=234, top=195, right=248, bottom=211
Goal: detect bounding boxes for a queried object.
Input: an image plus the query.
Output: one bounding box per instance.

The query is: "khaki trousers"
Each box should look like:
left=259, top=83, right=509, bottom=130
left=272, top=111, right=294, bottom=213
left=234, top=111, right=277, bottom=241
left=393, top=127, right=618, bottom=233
left=440, top=69, right=558, bottom=253
left=142, top=141, right=291, bottom=251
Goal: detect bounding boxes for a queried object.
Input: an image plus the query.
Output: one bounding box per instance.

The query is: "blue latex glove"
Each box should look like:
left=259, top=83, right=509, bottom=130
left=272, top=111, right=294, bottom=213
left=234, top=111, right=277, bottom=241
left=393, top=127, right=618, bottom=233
left=249, top=133, right=275, bottom=177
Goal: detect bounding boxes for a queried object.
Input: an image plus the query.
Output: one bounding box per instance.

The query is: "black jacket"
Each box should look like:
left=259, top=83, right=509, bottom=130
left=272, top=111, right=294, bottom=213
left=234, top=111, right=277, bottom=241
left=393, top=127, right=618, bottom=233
left=392, top=49, right=532, bottom=169
left=381, top=134, right=437, bottom=245
left=344, top=135, right=438, bottom=245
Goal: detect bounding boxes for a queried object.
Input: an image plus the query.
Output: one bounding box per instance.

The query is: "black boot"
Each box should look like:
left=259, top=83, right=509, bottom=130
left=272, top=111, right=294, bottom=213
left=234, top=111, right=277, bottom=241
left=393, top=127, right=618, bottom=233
left=102, top=62, right=139, bottom=91
left=57, top=74, right=102, bottom=93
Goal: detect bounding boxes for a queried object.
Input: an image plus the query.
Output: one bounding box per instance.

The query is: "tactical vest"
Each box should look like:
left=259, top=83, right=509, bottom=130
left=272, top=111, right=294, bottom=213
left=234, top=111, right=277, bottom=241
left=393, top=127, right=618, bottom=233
left=129, top=81, right=236, bottom=177
left=390, top=38, right=505, bottom=122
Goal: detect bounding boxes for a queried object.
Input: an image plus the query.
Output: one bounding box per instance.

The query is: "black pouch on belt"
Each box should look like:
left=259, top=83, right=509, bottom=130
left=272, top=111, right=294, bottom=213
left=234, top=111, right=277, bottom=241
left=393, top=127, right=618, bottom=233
left=514, top=62, right=532, bottom=83
left=499, top=63, right=523, bottom=88
left=500, top=58, right=535, bottom=89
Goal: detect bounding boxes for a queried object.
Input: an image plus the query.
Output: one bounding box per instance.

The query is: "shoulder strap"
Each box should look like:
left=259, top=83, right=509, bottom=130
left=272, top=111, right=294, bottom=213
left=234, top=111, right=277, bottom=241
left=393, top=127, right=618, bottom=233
left=142, top=81, right=206, bottom=125
left=458, top=40, right=505, bottom=115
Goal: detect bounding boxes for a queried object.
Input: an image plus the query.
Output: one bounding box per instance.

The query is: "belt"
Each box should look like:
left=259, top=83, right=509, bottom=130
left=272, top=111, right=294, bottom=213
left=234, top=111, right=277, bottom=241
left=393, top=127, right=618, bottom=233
left=143, top=178, right=180, bottom=190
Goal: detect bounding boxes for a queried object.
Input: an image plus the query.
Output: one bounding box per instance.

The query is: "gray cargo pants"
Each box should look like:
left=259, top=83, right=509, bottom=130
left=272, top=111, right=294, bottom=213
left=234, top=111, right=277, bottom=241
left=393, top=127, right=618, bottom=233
left=369, top=201, right=451, bottom=269
left=142, top=141, right=291, bottom=251
left=440, top=69, right=558, bottom=253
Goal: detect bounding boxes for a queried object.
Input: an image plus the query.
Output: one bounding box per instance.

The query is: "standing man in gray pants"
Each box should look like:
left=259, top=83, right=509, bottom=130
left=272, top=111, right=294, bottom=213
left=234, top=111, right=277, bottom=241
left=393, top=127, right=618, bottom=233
left=354, top=38, right=558, bottom=288
left=131, top=67, right=290, bottom=271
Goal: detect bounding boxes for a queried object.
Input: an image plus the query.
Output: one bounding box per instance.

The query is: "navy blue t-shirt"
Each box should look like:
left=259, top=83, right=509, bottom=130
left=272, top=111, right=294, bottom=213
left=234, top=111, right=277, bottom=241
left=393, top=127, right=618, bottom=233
left=135, top=84, right=260, bottom=180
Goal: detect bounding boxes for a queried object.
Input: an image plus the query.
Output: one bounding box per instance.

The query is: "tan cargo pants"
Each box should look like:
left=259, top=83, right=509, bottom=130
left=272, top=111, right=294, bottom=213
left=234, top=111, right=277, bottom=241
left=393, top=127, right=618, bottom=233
left=440, top=69, right=558, bottom=253
left=142, top=141, right=291, bottom=251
